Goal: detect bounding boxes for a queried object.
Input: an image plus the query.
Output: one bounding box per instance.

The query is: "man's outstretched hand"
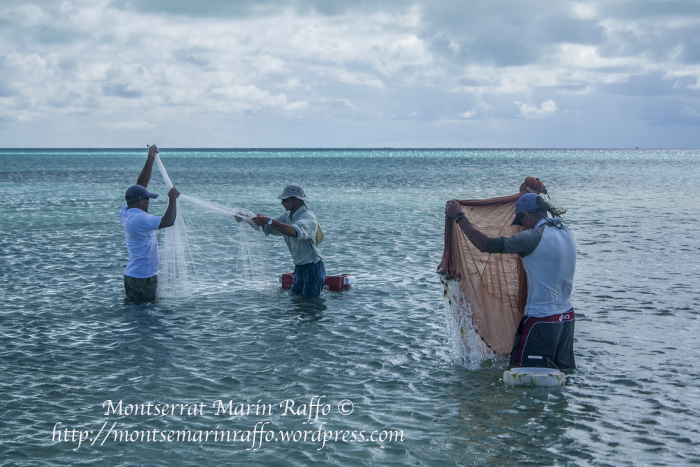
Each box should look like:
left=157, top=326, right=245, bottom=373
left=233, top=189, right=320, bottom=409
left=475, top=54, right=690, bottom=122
left=252, top=215, right=271, bottom=226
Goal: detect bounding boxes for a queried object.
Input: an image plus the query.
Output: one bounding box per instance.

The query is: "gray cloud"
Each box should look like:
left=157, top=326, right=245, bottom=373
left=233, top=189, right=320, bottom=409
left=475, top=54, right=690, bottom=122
left=107, top=0, right=416, bottom=18
left=173, top=48, right=212, bottom=68
left=102, top=84, right=143, bottom=99
left=0, top=82, right=15, bottom=98
left=530, top=17, right=605, bottom=45
left=678, top=32, right=700, bottom=64
left=599, top=0, right=700, bottom=19
left=602, top=72, right=680, bottom=97
left=1, top=0, right=700, bottom=147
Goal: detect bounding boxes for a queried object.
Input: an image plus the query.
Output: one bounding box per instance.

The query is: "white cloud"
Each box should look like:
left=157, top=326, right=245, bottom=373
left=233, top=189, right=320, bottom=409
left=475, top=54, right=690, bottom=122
left=557, top=85, right=594, bottom=95
left=448, top=40, right=460, bottom=55
left=516, top=100, right=558, bottom=118
left=327, top=68, right=385, bottom=88
left=1, top=0, right=700, bottom=146
left=320, top=98, right=357, bottom=111
left=102, top=120, right=153, bottom=130
left=554, top=43, right=638, bottom=70
left=369, top=7, right=421, bottom=28
left=284, top=100, right=308, bottom=111
left=571, top=2, right=597, bottom=20
left=213, top=85, right=288, bottom=108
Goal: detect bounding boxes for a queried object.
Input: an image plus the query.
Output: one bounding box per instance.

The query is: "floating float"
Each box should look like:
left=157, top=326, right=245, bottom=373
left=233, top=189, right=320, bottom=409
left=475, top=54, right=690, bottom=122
left=280, top=273, right=355, bottom=291
left=503, top=367, right=565, bottom=387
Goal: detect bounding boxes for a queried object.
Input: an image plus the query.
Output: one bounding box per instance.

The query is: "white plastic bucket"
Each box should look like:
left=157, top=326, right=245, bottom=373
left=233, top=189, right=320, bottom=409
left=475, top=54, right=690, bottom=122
left=503, top=367, right=565, bottom=387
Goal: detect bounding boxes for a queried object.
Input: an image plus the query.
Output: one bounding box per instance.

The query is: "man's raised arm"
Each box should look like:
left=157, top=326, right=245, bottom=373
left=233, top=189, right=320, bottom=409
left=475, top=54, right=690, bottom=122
left=136, top=145, right=159, bottom=188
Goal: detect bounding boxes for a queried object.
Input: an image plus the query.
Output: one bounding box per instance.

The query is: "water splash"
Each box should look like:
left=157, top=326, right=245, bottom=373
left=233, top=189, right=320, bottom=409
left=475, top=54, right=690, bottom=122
left=441, top=276, right=498, bottom=369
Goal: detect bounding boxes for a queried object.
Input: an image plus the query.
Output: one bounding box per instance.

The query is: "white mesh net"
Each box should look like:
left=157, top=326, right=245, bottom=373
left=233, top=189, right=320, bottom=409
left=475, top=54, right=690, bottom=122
left=154, top=157, right=276, bottom=299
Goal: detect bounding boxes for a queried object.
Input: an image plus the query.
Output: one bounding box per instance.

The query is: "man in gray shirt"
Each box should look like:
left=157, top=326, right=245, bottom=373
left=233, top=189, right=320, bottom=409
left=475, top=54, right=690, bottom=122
left=244, top=184, right=325, bottom=298
left=445, top=193, right=576, bottom=370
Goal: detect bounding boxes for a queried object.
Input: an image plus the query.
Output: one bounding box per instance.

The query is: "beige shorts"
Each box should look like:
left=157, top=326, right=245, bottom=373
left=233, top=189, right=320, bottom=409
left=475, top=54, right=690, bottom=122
left=124, top=275, right=158, bottom=302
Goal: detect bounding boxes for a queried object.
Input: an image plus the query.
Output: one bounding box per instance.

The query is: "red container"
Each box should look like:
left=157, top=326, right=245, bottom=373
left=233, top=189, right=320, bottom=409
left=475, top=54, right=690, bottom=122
left=324, top=274, right=350, bottom=291
left=280, top=273, right=294, bottom=289
left=279, top=273, right=354, bottom=291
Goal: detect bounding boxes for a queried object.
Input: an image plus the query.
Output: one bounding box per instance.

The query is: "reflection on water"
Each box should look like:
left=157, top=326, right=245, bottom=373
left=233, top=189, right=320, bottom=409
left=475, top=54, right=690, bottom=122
left=1, top=149, right=700, bottom=465
left=289, top=295, right=328, bottom=319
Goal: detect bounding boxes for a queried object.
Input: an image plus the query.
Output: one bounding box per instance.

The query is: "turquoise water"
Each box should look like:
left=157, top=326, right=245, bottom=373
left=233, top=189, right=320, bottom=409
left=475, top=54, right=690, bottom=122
left=1, top=149, right=699, bottom=466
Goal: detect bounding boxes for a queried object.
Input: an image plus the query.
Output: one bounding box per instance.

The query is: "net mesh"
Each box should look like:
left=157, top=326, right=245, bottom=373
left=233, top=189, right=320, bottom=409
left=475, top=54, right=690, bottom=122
left=438, top=178, right=546, bottom=357
left=153, top=155, right=276, bottom=299
left=158, top=196, right=277, bottom=299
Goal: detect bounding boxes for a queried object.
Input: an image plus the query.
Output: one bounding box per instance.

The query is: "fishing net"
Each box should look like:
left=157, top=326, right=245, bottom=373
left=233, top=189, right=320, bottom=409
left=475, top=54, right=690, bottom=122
left=438, top=177, right=547, bottom=359
left=153, top=156, right=276, bottom=299
left=158, top=196, right=276, bottom=298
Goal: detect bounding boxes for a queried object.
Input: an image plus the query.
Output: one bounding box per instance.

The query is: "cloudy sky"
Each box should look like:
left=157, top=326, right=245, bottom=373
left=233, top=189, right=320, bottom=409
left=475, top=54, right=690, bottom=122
left=2, top=0, right=700, bottom=148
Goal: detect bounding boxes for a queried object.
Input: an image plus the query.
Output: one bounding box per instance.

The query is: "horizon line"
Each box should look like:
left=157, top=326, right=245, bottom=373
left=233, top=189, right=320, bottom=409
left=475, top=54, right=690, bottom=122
left=0, top=147, right=685, bottom=151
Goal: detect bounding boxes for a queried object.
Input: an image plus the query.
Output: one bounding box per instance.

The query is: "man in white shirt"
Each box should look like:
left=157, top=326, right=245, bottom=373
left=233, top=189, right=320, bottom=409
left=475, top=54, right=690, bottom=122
left=445, top=193, right=576, bottom=370
left=121, top=145, right=180, bottom=302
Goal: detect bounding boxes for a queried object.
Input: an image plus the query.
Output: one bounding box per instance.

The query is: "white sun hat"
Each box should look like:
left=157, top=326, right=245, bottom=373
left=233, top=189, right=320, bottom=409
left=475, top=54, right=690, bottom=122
left=276, top=184, right=309, bottom=202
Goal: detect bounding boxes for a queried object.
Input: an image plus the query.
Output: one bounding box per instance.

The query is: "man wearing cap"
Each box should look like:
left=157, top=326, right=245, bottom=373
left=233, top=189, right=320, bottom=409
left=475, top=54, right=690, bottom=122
left=121, top=145, right=180, bottom=302
left=445, top=193, right=577, bottom=370
left=242, top=184, right=325, bottom=298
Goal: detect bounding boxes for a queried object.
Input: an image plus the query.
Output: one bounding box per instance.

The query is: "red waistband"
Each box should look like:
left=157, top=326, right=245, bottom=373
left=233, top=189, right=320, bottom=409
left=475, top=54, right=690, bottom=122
left=525, top=308, right=575, bottom=323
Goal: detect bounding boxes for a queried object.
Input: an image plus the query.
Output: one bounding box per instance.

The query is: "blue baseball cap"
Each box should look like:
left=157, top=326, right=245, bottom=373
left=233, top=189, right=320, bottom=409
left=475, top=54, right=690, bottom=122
left=511, top=193, right=540, bottom=225
left=125, top=185, right=158, bottom=203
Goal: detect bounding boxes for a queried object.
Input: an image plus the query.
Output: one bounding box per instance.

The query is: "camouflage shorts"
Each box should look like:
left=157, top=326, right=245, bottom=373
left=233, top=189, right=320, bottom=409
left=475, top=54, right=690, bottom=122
left=124, top=275, right=158, bottom=302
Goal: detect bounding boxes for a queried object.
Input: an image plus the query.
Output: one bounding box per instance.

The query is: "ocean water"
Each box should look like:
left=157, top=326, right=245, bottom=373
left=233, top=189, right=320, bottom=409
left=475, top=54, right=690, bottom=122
left=1, top=149, right=699, bottom=466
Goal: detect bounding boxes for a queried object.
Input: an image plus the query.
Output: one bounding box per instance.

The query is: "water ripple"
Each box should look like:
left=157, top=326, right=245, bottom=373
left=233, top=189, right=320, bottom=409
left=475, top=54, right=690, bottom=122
left=2, top=150, right=700, bottom=465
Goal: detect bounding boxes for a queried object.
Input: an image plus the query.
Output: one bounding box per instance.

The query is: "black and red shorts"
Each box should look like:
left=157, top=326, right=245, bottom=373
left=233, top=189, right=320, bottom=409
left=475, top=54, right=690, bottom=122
left=509, top=309, right=576, bottom=370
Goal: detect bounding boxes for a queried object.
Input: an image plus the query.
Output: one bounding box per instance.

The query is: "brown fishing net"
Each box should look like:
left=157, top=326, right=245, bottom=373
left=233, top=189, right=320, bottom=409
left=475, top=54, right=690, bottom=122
left=438, top=177, right=547, bottom=356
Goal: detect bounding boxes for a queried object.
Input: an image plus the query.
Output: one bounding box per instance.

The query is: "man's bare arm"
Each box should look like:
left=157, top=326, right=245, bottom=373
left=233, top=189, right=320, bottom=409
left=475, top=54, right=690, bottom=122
left=137, top=145, right=158, bottom=188
left=445, top=199, right=489, bottom=252
left=159, top=187, right=180, bottom=229
left=252, top=215, right=298, bottom=237
left=455, top=217, right=489, bottom=252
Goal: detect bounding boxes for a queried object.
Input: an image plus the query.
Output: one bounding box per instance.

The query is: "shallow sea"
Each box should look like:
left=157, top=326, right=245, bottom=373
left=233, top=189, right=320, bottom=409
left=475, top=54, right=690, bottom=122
left=1, top=149, right=699, bottom=466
